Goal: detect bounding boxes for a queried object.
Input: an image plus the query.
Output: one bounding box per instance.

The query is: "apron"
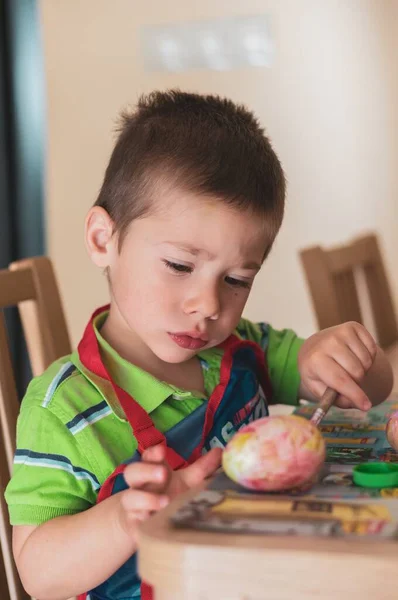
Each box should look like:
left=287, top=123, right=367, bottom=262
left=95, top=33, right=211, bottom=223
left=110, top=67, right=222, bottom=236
left=77, top=306, right=272, bottom=600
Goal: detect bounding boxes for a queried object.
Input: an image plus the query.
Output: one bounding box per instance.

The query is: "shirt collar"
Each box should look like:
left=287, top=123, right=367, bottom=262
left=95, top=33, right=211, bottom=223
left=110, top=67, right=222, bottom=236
left=74, top=307, right=223, bottom=418
left=73, top=309, right=175, bottom=418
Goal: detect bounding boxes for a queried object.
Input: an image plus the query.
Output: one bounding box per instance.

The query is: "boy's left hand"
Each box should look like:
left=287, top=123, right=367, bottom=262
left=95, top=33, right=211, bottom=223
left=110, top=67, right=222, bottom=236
left=141, top=444, right=222, bottom=501
left=298, top=321, right=377, bottom=410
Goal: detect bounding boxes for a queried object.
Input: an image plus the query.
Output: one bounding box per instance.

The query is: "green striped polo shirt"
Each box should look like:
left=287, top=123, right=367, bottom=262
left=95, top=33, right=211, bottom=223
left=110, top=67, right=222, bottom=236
left=5, top=311, right=303, bottom=525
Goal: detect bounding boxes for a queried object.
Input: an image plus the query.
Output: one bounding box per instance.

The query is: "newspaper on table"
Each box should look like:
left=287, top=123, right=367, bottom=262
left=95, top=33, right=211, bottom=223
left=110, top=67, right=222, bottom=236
left=171, top=396, right=398, bottom=540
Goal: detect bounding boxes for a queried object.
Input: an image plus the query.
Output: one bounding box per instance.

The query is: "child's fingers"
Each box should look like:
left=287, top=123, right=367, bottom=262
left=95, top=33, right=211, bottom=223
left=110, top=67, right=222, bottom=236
left=141, top=444, right=172, bottom=493
left=133, top=510, right=153, bottom=522
left=344, top=323, right=377, bottom=363
left=120, top=488, right=169, bottom=513
left=342, top=325, right=376, bottom=371
left=309, top=358, right=371, bottom=410
left=124, top=460, right=168, bottom=489
left=333, top=395, right=364, bottom=409
left=344, top=338, right=373, bottom=374
left=182, top=447, right=222, bottom=488
left=329, top=344, right=368, bottom=383
left=353, top=323, right=377, bottom=358
left=141, top=444, right=167, bottom=464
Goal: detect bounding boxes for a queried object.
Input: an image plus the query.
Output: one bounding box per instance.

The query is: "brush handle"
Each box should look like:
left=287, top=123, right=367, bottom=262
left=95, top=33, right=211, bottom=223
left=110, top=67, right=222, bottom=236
left=310, top=388, right=338, bottom=426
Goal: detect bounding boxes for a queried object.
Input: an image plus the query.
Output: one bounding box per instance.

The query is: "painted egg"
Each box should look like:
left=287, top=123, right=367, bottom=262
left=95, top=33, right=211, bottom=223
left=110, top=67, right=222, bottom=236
left=386, top=411, right=398, bottom=451
left=222, top=415, right=326, bottom=492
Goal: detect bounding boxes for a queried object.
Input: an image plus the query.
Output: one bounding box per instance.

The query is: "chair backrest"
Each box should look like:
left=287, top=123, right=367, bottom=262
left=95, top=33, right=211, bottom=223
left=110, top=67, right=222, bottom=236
left=0, top=256, right=71, bottom=600
left=300, top=233, right=398, bottom=350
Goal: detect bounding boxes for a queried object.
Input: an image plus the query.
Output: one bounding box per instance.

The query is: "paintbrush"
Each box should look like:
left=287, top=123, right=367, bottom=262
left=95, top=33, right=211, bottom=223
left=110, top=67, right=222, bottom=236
left=310, top=387, right=338, bottom=426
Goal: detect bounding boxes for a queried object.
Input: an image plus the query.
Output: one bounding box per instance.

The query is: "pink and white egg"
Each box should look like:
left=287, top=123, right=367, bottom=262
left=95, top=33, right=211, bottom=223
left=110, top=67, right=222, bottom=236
left=222, top=415, right=326, bottom=492
left=386, top=411, right=398, bottom=451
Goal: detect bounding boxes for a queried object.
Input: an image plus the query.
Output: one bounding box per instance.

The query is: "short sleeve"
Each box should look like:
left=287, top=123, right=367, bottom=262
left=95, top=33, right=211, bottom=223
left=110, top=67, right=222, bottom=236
left=235, top=318, right=304, bottom=406
left=5, top=404, right=100, bottom=526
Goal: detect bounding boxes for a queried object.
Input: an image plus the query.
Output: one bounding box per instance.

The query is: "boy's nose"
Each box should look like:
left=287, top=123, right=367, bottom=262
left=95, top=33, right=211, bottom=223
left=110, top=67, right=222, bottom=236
left=183, top=284, right=221, bottom=321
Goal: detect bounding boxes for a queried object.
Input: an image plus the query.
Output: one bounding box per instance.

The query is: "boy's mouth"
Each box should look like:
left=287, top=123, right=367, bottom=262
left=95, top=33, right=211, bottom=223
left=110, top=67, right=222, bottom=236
left=168, top=332, right=208, bottom=350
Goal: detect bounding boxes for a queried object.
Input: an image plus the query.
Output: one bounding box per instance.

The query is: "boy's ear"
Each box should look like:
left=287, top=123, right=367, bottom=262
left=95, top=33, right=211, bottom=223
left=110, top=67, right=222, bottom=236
left=85, top=206, right=116, bottom=268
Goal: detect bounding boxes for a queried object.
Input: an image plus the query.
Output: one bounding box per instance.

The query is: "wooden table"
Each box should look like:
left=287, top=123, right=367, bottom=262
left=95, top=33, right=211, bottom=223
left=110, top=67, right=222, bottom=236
left=138, top=343, right=398, bottom=600
left=139, top=488, right=397, bottom=600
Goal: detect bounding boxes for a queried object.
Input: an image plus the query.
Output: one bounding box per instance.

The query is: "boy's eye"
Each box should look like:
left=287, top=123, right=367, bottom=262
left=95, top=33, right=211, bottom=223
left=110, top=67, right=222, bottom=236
left=163, top=260, right=193, bottom=274
left=225, top=276, right=251, bottom=289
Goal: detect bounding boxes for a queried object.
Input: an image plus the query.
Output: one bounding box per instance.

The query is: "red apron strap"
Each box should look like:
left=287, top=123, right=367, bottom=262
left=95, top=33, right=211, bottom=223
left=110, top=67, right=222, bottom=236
left=77, top=308, right=179, bottom=600
left=247, top=339, right=274, bottom=401
left=141, top=582, right=153, bottom=600
left=78, top=306, right=186, bottom=469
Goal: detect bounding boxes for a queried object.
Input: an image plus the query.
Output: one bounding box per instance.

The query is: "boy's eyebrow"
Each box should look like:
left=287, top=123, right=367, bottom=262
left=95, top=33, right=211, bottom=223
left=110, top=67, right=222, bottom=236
left=165, top=242, right=205, bottom=256
left=163, top=242, right=261, bottom=270
left=241, top=261, right=261, bottom=271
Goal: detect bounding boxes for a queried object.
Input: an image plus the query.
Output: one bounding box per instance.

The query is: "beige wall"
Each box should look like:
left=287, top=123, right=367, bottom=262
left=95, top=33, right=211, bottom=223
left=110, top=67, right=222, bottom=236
left=39, top=0, right=398, bottom=345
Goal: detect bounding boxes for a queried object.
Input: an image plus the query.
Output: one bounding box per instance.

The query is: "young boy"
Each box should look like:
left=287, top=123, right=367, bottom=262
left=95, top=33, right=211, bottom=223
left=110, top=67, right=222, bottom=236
left=5, top=90, right=393, bottom=600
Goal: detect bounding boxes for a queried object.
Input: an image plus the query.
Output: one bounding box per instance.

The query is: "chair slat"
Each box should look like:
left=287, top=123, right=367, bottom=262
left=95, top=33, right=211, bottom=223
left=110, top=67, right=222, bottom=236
left=0, top=256, right=71, bottom=600
left=300, top=233, right=398, bottom=350
left=10, top=257, right=71, bottom=366
left=0, top=312, right=19, bottom=473
left=299, top=246, right=341, bottom=330
left=0, top=270, right=35, bottom=307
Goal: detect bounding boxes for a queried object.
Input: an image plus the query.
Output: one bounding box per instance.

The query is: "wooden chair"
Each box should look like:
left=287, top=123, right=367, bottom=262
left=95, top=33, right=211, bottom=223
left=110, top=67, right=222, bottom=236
left=0, top=256, right=71, bottom=600
left=300, top=233, right=398, bottom=350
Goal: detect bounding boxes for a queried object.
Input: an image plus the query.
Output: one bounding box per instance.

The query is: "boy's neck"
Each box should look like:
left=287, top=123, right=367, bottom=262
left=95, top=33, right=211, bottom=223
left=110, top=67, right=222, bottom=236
left=100, top=306, right=205, bottom=395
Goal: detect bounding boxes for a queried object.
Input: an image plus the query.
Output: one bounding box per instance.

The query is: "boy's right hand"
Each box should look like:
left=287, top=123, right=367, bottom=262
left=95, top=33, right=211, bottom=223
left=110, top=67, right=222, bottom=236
left=117, top=444, right=222, bottom=534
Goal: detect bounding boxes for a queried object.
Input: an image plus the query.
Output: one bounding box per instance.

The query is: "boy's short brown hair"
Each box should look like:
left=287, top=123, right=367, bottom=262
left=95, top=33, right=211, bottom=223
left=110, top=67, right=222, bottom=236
left=94, top=90, right=286, bottom=249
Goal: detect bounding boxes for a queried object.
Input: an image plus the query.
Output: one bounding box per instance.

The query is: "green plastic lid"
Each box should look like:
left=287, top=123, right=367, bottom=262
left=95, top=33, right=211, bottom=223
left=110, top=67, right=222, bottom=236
left=352, top=463, right=398, bottom=488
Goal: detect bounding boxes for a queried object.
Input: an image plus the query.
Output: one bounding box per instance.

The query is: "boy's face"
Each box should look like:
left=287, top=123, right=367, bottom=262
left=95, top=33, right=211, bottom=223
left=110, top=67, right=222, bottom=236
left=87, top=189, right=270, bottom=364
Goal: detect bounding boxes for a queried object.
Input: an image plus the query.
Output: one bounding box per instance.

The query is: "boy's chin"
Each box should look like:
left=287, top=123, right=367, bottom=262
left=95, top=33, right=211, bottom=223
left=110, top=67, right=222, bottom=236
left=152, top=341, right=199, bottom=364
left=155, top=348, right=197, bottom=364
